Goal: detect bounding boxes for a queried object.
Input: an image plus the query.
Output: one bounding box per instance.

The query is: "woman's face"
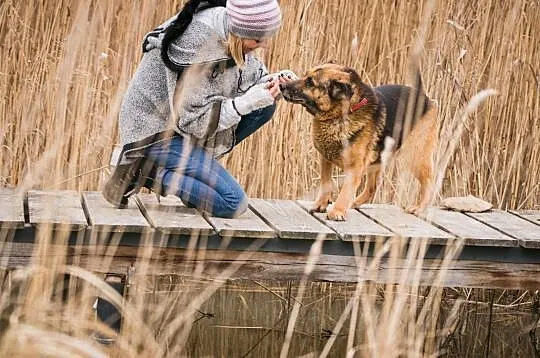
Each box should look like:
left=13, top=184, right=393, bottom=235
left=242, top=38, right=269, bottom=53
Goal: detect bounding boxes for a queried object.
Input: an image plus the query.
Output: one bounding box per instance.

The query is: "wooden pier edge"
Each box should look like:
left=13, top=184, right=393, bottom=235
left=2, top=241, right=540, bottom=290
left=1, top=189, right=540, bottom=290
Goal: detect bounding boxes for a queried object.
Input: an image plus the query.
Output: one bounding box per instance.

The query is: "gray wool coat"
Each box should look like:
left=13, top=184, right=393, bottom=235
left=116, top=7, right=269, bottom=164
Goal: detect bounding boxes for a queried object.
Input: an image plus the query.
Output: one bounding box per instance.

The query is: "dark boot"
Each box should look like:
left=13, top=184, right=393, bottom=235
left=102, top=158, right=163, bottom=208
left=102, top=158, right=143, bottom=208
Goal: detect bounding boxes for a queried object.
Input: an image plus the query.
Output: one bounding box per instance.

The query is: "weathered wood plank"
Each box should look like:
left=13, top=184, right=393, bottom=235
left=0, top=188, right=25, bottom=229
left=423, top=208, right=517, bottom=247
left=358, top=204, right=454, bottom=244
left=3, top=242, right=540, bottom=289
left=27, top=190, right=87, bottom=231
left=296, top=200, right=394, bottom=241
left=249, top=199, right=337, bottom=240
left=511, top=210, right=540, bottom=227
left=82, top=192, right=150, bottom=233
left=206, top=208, right=276, bottom=239
left=136, top=194, right=214, bottom=236
left=468, top=210, right=540, bottom=249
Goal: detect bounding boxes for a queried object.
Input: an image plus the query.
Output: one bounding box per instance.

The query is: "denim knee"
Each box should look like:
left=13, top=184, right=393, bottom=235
left=215, top=190, right=249, bottom=218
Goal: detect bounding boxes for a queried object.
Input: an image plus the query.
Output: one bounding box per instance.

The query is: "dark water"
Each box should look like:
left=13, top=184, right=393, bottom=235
left=144, top=278, right=540, bottom=357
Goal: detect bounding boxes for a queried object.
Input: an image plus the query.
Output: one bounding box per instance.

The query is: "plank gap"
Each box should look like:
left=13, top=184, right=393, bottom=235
left=82, top=192, right=150, bottom=233
left=23, top=191, right=30, bottom=224
left=510, top=210, right=540, bottom=227
left=293, top=201, right=340, bottom=237
left=358, top=204, right=454, bottom=244
left=80, top=192, right=93, bottom=227
left=249, top=199, right=336, bottom=240
left=133, top=195, right=157, bottom=229
left=135, top=194, right=214, bottom=236
left=296, top=201, right=394, bottom=241
left=420, top=208, right=517, bottom=247
left=466, top=210, right=540, bottom=249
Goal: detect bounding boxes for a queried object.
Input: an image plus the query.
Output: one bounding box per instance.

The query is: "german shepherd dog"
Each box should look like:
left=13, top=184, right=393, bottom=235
left=280, top=63, right=438, bottom=221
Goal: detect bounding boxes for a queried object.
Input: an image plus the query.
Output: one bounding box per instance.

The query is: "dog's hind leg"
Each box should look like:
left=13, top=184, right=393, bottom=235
left=406, top=159, right=434, bottom=215
left=402, top=103, right=438, bottom=215
left=310, top=155, right=334, bottom=213
left=352, top=164, right=380, bottom=208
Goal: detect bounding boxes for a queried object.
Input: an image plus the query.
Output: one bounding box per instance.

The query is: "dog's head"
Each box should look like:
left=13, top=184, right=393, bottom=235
left=280, top=63, right=363, bottom=117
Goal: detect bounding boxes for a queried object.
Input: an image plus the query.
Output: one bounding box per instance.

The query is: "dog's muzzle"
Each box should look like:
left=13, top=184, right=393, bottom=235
left=280, top=83, right=304, bottom=103
left=280, top=83, right=319, bottom=115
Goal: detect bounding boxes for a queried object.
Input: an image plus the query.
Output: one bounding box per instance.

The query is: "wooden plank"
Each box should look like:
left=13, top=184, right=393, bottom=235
left=296, top=200, right=394, bottom=241
left=136, top=194, right=214, bottom=236
left=3, top=242, right=540, bottom=289
left=206, top=208, right=276, bottom=239
left=358, top=204, right=454, bottom=244
left=27, top=190, right=87, bottom=231
left=82, top=191, right=150, bottom=233
left=511, top=210, right=540, bottom=226
left=0, top=188, right=25, bottom=229
left=468, top=210, right=540, bottom=249
left=423, top=208, right=517, bottom=247
left=249, top=199, right=337, bottom=240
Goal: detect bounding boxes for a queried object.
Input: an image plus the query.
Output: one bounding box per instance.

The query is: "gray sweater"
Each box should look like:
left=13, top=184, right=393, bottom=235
left=118, top=7, right=268, bottom=157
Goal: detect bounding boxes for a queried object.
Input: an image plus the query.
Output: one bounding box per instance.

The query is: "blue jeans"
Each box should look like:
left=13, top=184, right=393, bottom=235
left=146, top=104, right=276, bottom=218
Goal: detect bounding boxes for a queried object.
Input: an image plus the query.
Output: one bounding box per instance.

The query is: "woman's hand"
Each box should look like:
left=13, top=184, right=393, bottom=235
left=267, top=79, right=281, bottom=99
left=233, top=82, right=276, bottom=115
left=276, top=70, right=298, bottom=82
left=259, top=70, right=299, bottom=86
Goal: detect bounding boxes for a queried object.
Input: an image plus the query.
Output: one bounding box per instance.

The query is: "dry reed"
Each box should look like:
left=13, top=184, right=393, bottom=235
left=1, top=0, right=539, bottom=208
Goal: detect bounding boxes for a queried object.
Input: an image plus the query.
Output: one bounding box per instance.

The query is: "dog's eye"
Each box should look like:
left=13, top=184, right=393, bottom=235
left=305, top=77, right=314, bottom=87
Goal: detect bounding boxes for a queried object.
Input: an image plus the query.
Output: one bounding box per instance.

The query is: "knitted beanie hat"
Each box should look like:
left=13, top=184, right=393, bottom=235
left=226, top=0, right=282, bottom=40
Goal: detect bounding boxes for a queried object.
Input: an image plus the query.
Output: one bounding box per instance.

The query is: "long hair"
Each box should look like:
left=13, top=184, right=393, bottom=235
left=161, top=0, right=227, bottom=72
left=227, top=33, right=245, bottom=67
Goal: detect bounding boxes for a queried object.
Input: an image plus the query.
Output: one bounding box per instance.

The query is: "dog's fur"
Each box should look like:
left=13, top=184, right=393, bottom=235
left=280, top=63, right=438, bottom=221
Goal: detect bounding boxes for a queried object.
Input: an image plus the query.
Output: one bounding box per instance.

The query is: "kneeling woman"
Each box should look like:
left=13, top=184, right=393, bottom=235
left=103, top=0, right=296, bottom=218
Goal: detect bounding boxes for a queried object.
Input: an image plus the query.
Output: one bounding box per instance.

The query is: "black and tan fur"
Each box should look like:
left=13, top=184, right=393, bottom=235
left=280, top=63, right=438, bottom=221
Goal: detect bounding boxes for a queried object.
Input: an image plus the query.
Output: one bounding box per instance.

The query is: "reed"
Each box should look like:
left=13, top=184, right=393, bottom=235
left=1, top=0, right=538, bottom=209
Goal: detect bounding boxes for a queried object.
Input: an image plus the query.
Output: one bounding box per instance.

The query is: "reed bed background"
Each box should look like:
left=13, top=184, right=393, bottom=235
left=1, top=0, right=539, bottom=209
left=0, top=0, right=539, bottom=357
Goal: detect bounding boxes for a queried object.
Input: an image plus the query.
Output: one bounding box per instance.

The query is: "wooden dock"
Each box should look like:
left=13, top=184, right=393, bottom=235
left=1, top=188, right=540, bottom=289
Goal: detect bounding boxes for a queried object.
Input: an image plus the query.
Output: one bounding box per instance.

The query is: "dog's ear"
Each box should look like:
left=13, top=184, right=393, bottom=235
left=329, top=80, right=353, bottom=100
left=343, top=67, right=361, bottom=83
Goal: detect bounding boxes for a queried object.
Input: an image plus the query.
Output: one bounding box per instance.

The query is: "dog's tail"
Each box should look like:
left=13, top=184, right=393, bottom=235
left=399, top=59, right=432, bottom=139
left=388, top=65, right=432, bottom=147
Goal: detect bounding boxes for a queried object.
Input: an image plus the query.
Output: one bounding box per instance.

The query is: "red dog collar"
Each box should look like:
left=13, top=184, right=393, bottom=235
left=350, top=97, right=368, bottom=113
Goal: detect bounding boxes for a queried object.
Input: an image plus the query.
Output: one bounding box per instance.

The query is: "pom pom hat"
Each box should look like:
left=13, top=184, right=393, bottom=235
left=226, top=0, right=282, bottom=40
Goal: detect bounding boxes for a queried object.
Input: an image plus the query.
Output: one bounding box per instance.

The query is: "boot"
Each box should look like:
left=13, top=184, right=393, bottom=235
left=102, top=158, right=143, bottom=208
left=102, top=158, right=163, bottom=208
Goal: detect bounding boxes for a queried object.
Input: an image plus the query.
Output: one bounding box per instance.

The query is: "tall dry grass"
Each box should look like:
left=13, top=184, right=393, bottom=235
left=1, top=0, right=539, bottom=209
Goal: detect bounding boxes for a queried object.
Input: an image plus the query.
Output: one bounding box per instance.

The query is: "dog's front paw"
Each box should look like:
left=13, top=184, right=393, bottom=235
left=327, top=208, right=346, bottom=221
left=309, top=197, right=331, bottom=213
left=405, top=205, right=425, bottom=216
left=310, top=199, right=331, bottom=213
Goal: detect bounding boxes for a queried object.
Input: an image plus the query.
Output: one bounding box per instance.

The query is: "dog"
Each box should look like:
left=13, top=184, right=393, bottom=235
left=280, top=63, right=438, bottom=221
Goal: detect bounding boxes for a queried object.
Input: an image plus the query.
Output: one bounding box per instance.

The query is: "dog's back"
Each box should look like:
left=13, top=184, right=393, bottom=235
left=374, top=84, right=432, bottom=154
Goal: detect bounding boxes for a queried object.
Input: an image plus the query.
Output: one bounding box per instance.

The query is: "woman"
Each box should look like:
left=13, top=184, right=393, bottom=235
left=102, top=0, right=296, bottom=218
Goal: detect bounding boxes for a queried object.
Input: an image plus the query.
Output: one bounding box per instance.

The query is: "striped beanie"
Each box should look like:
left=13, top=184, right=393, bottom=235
left=226, top=0, right=282, bottom=40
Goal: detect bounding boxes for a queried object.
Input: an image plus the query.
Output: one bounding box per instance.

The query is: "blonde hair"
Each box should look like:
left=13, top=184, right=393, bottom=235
left=227, top=33, right=245, bottom=67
